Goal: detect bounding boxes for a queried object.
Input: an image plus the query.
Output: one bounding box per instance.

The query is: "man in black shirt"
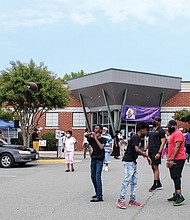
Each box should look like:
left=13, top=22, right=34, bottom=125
left=86, top=124, right=106, bottom=202
left=32, top=128, right=39, bottom=142
left=145, top=117, right=166, bottom=192
left=116, top=122, right=151, bottom=209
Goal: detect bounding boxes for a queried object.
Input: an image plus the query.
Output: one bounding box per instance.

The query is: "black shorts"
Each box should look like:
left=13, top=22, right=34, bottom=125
left=148, top=151, right=161, bottom=165
left=186, top=144, right=190, bottom=154
left=169, top=160, right=185, bottom=180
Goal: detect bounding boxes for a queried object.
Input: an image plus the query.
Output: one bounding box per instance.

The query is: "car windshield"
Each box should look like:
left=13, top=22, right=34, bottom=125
left=0, top=139, right=9, bottom=145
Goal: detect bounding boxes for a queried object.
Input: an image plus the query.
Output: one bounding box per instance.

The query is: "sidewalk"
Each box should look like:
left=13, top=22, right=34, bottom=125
left=39, top=150, right=83, bottom=158
left=38, top=151, right=84, bottom=163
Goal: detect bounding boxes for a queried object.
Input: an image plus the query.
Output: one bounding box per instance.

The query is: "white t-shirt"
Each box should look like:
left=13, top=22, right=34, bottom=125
left=64, top=137, right=76, bottom=152
left=83, top=132, right=89, bottom=144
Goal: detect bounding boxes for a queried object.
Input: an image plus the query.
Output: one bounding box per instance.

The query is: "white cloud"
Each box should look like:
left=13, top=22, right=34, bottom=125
left=70, top=12, right=96, bottom=25
left=0, top=0, right=190, bottom=29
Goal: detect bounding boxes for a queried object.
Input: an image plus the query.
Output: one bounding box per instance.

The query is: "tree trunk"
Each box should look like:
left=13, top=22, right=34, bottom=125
left=22, top=131, right=31, bottom=148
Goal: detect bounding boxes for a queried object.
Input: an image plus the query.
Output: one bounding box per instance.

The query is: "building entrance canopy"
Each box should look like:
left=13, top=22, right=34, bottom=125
left=67, top=68, right=181, bottom=133
left=68, top=68, right=181, bottom=109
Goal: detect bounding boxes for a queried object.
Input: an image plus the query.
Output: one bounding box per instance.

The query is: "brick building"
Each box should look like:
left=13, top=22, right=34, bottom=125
left=38, top=69, right=190, bottom=151
left=162, top=81, right=190, bottom=130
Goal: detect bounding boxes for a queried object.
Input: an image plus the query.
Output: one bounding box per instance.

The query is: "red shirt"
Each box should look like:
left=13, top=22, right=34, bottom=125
left=168, top=129, right=186, bottom=160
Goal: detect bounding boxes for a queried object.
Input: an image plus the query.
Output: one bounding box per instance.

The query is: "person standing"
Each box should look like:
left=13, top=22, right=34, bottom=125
left=166, top=120, right=186, bottom=206
left=64, top=130, right=77, bottom=172
left=184, top=128, right=190, bottom=164
left=129, top=129, right=135, bottom=140
left=83, top=128, right=91, bottom=159
left=0, top=129, right=5, bottom=140
left=116, top=122, right=151, bottom=209
left=111, top=131, right=121, bottom=159
left=102, top=127, right=112, bottom=172
left=85, top=124, right=106, bottom=202
left=145, top=117, right=166, bottom=192
left=32, top=128, right=41, bottom=151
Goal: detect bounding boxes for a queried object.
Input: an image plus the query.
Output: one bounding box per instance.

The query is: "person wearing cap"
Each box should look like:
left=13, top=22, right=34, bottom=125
left=145, top=117, right=166, bottom=192
left=166, top=120, right=186, bottom=206
left=102, top=127, right=112, bottom=171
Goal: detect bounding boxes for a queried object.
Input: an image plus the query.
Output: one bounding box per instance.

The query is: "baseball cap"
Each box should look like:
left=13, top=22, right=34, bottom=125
left=103, top=127, right=108, bottom=131
left=152, top=117, right=161, bottom=122
left=167, top=120, right=177, bottom=127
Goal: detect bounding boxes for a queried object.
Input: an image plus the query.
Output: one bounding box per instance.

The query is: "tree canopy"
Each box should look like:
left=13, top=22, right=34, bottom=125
left=0, top=60, right=70, bottom=147
left=63, top=70, right=85, bottom=83
left=173, top=109, right=190, bottom=123
left=0, top=107, right=16, bottom=122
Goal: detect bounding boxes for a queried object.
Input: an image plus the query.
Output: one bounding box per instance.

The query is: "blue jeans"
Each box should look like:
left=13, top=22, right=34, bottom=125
left=91, top=159, right=103, bottom=199
left=120, top=161, right=138, bottom=201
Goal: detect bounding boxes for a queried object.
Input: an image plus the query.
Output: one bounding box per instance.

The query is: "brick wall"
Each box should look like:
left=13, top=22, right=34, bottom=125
left=163, top=92, right=190, bottom=130
left=69, top=95, right=81, bottom=107
left=163, top=92, right=190, bottom=107
left=37, top=95, right=86, bottom=151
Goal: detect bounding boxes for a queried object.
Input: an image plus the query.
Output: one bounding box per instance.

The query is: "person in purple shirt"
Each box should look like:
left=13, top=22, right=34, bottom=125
left=185, top=128, right=190, bottom=164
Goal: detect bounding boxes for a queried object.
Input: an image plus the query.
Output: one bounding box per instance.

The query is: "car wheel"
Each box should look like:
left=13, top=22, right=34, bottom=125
left=0, top=153, right=14, bottom=168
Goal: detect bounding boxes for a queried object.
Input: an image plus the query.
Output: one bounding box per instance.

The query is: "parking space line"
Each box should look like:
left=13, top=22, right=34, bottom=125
left=0, top=175, right=17, bottom=178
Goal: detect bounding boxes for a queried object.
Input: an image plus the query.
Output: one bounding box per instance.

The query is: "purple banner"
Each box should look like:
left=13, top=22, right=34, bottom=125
left=121, top=105, right=160, bottom=122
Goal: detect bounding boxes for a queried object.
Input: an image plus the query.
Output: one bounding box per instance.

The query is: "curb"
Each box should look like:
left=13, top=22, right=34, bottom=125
left=37, top=159, right=65, bottom=164
left=37, top=158, right=83, bottom=164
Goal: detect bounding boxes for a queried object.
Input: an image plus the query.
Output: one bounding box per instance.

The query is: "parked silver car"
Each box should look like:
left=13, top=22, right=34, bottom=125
left=0, top=139, right=39, bottom=168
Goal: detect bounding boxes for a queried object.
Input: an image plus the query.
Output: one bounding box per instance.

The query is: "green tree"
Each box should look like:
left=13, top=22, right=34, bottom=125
left=63, top=70, right=85, bottom=83
left=173, top=109, right=190, bottom=123
left=0, top=60, right=70, bottom=148
left=0, top=107, right=16, bottom=122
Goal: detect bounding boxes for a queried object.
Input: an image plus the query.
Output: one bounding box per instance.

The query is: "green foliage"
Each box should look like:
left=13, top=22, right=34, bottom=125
left=63, top=70, right=85, bottom=83
left=41, top=132, right=57, bottom=151
left=0, top=107, right=16, bottom=122
left=0, top=60, right=70, bottom=111
left=0, top=59, right=70, bottom=147
left=173, top=109, right=190, bottom=123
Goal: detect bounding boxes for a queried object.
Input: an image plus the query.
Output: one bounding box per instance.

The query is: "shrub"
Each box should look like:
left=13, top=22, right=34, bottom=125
left=41, top=132, right=57, bottom=151
left=11, top=132, right=23, bottom=145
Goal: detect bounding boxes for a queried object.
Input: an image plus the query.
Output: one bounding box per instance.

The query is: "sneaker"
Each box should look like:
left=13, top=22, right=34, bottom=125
left=128, top=200, right=143, bottom=207
left=149, top=184, right=157, bottom=192
left=167, top=193, right=177, bottom=202
left=186, top=161, right=190, bottom=165
left=65, top=170, right=70, bottom=172
left=149, top=182, right=163, bottom=192
left=104, top=166, right=109, bottom=172
left=116, top=199, right=127, bottom=209
left=156, top=181, right=163, bottom=190
left=90, top=198, right=103, bottom=202
left=173, top=195, right=185, bottom=206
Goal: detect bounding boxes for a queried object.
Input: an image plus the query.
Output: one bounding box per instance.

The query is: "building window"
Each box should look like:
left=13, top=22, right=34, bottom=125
left=161, top=112, right=175, bottom=127
left=72, top=112, right=86, bottom=127
left=46, top=112, right=58, bottom=127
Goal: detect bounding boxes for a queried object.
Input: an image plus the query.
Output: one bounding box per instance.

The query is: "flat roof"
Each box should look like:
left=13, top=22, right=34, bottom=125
left=67, top=68, right=181, bottom=109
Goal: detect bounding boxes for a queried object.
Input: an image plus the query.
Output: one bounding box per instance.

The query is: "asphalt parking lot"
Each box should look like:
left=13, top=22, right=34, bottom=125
left=0, top=155, right=189, bottom=220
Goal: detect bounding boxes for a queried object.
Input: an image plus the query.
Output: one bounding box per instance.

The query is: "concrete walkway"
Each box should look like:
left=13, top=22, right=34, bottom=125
left=39, top=150, right=83, bottom=158
left=38, top=151, right=83, bottom=163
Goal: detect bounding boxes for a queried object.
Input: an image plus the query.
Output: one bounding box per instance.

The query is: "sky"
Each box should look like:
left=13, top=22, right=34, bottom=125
left=1, top=0, right=190, bottom=80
